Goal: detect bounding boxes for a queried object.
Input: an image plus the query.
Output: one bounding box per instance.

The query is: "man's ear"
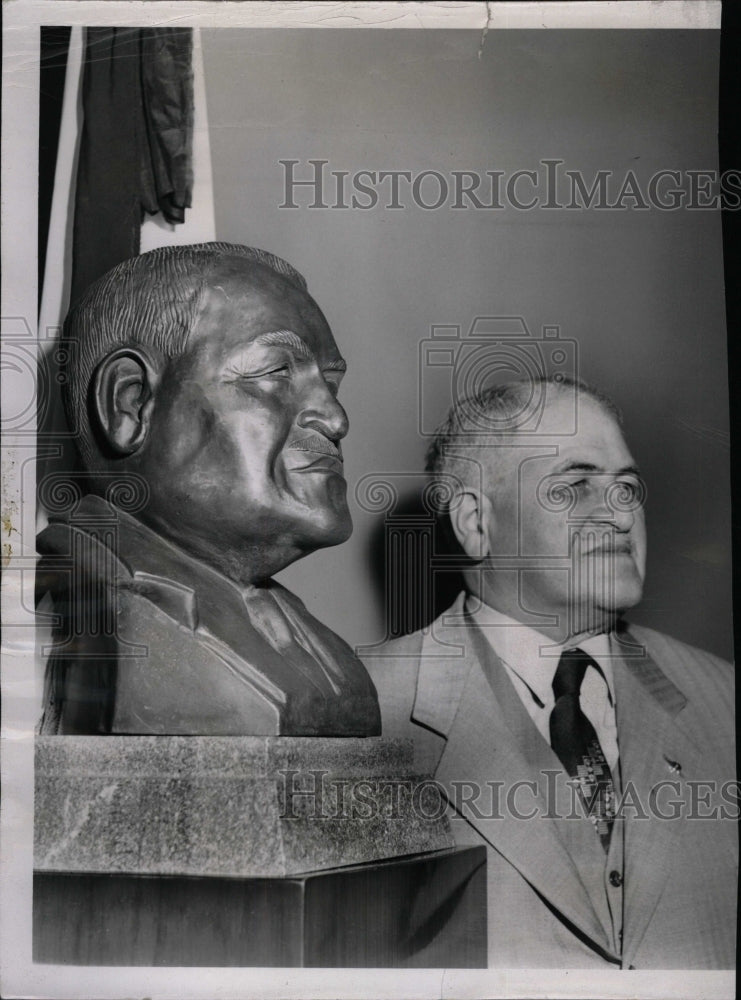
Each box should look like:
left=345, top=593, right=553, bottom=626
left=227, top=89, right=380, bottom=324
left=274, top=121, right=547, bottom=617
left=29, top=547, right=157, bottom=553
left=449, top=489, right=493, bottom=561
left=93, top=348, right=159, bottom=456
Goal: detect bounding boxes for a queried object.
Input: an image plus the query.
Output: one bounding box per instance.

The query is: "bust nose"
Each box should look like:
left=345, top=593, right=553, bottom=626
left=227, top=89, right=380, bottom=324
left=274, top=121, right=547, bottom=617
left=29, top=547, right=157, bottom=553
left=296, top=382, right=349, bottom=441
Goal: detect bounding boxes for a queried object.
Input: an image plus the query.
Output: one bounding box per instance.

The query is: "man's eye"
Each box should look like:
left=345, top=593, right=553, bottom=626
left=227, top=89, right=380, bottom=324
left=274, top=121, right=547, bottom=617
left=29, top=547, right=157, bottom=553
left=606, top=477, right=645, bottom=512
left=620, top=479, right=642, bottom=501
left=324, top=375, right=341, bottom=396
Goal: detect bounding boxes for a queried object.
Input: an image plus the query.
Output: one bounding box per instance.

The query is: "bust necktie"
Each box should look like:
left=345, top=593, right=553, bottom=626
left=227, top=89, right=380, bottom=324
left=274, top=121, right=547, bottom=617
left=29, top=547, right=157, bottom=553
left=549, top=648, right=615, bottom=851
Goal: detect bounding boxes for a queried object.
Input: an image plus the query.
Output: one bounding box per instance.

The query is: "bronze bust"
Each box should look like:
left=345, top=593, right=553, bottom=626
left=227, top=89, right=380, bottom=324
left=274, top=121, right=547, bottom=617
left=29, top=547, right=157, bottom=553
left=37, top=243, right=380, bottom=736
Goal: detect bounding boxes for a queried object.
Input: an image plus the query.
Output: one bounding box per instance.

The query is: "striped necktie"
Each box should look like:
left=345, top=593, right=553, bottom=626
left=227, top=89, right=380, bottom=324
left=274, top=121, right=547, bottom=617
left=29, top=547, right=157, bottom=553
left=550, top=648, right=615, bottom=851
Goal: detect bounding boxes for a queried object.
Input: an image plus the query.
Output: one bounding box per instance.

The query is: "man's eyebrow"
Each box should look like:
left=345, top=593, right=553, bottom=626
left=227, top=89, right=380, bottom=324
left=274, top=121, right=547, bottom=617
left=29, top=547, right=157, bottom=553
left=554, top=460, right=641, bottom=477
left=554, top=461, right=601, bottom=475
left=323, top=358, right=347, bottom=373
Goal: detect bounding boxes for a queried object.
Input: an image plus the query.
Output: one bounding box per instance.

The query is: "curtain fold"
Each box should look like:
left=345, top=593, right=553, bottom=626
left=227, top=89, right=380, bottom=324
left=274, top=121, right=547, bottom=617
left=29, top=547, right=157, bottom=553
left=70, top=27, right=193, bottom=305
left=140, top=28, right=194, bottom=224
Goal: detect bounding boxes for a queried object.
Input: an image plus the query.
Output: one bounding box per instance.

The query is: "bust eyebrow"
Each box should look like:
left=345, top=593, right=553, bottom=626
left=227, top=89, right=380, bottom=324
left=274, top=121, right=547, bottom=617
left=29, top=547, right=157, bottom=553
left=255, top=329, right=314, bottom=358
left=254, top=330, right=347, bottom=372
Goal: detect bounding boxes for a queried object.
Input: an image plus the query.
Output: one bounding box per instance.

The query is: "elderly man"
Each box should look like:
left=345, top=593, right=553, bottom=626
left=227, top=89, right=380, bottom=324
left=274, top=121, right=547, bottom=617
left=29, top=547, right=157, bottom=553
left=38, top=242, right=379, bottom=736
left=366, top=376, right=736, bottom=968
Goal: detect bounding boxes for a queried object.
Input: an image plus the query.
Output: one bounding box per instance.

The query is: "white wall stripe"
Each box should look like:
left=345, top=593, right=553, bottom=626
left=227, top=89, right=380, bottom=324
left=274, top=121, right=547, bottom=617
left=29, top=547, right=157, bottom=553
left=38, top=26, right=84, bottom=340
left=3, top=2, right=722, bottom=32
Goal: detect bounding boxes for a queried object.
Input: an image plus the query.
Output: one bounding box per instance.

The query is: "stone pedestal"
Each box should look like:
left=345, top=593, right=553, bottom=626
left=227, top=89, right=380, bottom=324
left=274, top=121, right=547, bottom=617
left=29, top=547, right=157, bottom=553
left=34, top=848, right=487, bottom=966
left=35, top=736, right=452, bottom=876
left=34, top=736, right=487, bottom=966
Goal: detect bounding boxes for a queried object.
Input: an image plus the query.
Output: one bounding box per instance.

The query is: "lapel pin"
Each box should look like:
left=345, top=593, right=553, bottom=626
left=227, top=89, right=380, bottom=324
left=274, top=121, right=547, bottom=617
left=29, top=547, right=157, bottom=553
left=663, top=756, right=682, bottom=775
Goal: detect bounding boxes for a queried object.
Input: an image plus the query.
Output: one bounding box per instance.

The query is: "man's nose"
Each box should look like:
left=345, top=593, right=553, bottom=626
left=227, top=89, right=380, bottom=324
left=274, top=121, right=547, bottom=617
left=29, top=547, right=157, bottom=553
left=296, top=379, right=349, bottom=441
left=607, top=504, right=635, bottom=532
left=586, top=484, right=636, bottom=532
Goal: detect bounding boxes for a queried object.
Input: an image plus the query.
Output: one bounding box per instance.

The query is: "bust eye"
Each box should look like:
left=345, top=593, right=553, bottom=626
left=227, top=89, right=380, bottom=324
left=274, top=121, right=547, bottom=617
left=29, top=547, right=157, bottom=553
left=256, top=365, right=291, bottom=379
left=225, top=364, right=291, bottom=383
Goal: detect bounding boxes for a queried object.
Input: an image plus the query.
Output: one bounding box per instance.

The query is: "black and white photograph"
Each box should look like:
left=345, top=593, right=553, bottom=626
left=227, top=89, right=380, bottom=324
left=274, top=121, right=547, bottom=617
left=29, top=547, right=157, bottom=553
left=1, top=2, right=737, bottom=997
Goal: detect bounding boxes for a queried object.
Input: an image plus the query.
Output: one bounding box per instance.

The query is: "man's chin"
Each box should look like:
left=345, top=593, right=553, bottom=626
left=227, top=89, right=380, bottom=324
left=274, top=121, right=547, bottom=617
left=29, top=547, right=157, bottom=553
left=592, top=580, right=644, bottom=618
left=581, top=553, right=644, bottom=606
left=613, top=564, right=645, bottom=607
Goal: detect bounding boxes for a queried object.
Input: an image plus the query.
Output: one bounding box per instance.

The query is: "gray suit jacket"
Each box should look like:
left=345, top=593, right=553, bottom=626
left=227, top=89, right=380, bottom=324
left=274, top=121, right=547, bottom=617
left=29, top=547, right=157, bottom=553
left=364, top=593, right=737, bottom=968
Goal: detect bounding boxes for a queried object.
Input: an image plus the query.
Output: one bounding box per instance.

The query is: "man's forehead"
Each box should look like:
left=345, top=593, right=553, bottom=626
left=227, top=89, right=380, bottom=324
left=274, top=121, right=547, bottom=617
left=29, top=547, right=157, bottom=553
left=475, top=394, right=632, bottom=485
left=503, top=390, right=621, bottom=440
left=533, top=397, right=633, bottom=471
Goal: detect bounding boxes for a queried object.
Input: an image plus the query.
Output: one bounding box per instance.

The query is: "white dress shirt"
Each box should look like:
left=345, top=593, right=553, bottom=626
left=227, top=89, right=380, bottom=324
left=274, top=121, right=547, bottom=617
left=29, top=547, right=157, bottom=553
left=465, top=595, right=619, bottom=770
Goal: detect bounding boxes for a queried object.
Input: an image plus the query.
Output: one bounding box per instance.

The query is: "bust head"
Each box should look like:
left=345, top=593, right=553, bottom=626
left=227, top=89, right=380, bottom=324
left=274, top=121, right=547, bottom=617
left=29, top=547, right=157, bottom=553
left=62, top=243, right=351, bottom=584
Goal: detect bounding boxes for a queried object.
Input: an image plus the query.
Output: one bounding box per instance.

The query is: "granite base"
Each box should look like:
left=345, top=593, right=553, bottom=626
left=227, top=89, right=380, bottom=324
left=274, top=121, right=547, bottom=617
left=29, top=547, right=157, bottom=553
left=34, top=847, right=487, bottom=967
left=35, top=736, right=452, bottom=877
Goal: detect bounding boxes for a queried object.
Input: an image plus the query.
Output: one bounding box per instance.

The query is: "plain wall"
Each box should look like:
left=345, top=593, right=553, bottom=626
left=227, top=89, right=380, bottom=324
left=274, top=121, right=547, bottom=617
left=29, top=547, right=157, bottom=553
left=201, top=28, right=732, bottom=660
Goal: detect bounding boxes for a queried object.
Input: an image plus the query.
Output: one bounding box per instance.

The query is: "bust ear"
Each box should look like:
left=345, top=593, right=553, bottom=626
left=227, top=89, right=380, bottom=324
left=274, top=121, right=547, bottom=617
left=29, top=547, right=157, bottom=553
left=93, top=348, right=159, bottom=456
left=449, top=489, right=493, bottom=561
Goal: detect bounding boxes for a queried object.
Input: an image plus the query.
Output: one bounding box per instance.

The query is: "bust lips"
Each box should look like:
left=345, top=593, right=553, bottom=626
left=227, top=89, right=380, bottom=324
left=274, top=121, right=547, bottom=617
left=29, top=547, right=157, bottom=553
left=289, top=454, right=345, bottom=475
left=285, top=434, right=345, bottom=475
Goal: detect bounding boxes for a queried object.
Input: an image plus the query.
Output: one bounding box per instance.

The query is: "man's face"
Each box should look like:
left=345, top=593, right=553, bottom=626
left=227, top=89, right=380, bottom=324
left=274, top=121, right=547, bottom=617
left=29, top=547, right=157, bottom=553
left=481, top=394, right=647, bottom=636
left=140, top=260, right=351, bottom=582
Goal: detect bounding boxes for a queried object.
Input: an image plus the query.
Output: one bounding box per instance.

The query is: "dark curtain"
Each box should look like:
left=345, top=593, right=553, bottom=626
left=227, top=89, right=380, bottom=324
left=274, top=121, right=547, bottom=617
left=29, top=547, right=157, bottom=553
left=70, top=27, right=194, bottom=305
left=39, top=26, right=72, bottom=312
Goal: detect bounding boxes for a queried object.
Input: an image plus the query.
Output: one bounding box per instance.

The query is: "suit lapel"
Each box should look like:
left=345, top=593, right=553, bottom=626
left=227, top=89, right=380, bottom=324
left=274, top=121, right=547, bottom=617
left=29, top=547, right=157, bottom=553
left=612, top=630, right=705, bottom=965
left=413, top=605, right=615, bottom=957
